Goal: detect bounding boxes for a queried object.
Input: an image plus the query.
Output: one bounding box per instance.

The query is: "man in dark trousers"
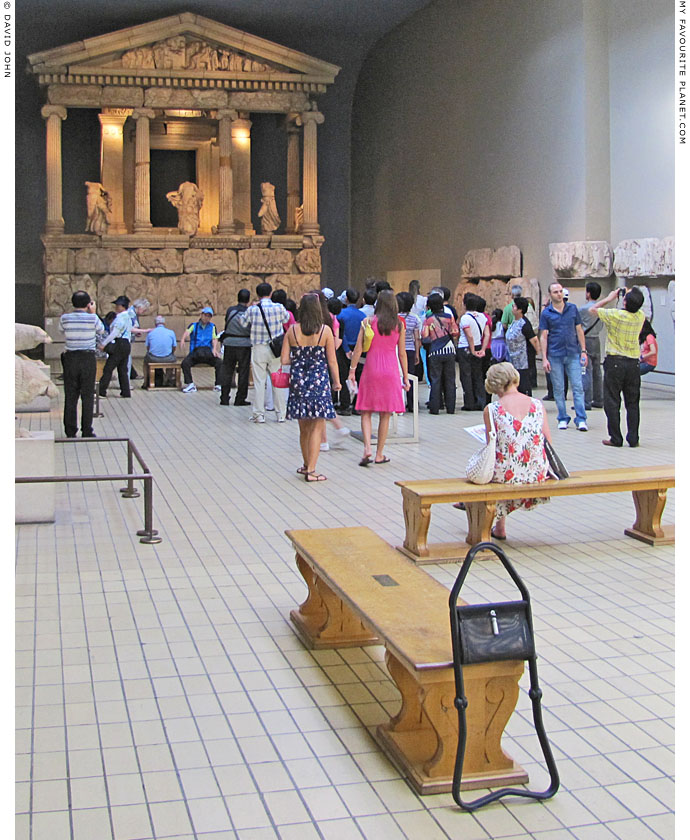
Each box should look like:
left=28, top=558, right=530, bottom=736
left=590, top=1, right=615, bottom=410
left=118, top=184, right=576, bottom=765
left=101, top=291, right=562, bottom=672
left=179, top=307, right=222, bottom=393
left=217, top=289, right=252, bottom=406
left=59, top=290, right=105, bottom=436
left=98, top=295, right=133, bottom=398
left=588, top=286, right=645, bottom=447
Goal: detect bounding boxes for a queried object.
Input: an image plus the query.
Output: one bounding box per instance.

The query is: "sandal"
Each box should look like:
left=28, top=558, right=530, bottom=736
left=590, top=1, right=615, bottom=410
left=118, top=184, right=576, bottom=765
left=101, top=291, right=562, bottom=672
left=296, top=465, right=308, bottom=474
left=359, top=456, right=372, bottom=467
left=305, top=472, right=327, bottom=482
left=490, top=529, right=507, bottom=540
left=374, top=456, right=390, bottom=464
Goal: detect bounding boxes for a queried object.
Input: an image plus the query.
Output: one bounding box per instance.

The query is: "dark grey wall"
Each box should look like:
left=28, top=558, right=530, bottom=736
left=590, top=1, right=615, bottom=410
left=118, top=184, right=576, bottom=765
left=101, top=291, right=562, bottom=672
left=351, top=0, right=587, bottom=289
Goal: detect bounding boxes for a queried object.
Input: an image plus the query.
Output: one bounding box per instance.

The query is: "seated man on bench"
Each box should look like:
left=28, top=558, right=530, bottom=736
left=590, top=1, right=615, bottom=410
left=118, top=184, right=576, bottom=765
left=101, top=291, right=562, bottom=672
left=143, top=315, right=177, bottom=388
left=179, top=307, right=222, bottom=393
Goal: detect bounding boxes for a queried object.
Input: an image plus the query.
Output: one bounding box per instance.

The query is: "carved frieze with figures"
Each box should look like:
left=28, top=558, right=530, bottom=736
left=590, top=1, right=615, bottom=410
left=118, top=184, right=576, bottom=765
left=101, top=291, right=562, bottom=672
left=122, top=37, right=273, bottom=74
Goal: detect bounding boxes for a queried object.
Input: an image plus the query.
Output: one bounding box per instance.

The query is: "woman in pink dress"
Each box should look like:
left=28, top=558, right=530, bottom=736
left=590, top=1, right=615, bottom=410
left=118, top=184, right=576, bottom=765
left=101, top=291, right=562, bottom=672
left=347, top=290, right=410, bottom=466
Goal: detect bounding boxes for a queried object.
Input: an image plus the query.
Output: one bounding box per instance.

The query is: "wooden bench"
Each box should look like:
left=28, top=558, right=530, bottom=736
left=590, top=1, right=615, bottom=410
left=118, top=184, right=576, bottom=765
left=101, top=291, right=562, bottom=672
left=396, top=465, right=675, bottom=564
left=143, top=360, right=182, bottom=390
left=286, top=526, right=528, bottom=795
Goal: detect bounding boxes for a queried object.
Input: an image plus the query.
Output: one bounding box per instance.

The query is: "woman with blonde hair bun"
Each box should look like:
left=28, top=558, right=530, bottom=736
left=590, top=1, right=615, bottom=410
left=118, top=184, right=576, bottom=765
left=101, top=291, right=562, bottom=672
left=481, top=362, right=552, bottom=539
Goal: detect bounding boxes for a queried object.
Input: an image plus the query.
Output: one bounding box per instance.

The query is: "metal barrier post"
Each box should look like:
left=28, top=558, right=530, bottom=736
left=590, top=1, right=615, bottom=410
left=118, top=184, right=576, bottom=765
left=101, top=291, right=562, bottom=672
left=120, top=440, right=140, bottom=498
left=137, top=476, right=162, bottom=544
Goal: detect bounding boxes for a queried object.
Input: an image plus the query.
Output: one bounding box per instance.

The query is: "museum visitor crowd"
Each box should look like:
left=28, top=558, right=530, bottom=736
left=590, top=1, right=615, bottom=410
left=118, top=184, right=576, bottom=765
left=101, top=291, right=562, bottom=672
left=59, top=276, right=657, bottom=492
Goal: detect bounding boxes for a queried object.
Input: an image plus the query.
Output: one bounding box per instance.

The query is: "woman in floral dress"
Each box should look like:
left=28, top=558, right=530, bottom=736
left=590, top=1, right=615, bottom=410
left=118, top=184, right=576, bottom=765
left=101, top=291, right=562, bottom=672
left=280, top=294, right=341, bottom=482
left=483, top=362, right=552, bottom=539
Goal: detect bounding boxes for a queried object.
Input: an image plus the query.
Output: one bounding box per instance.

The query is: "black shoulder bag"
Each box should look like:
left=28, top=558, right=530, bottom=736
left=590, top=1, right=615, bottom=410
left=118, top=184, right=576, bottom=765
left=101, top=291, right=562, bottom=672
left=449, top=541, right=560, bottom=811
left=258, top=302, right=284, bottom=357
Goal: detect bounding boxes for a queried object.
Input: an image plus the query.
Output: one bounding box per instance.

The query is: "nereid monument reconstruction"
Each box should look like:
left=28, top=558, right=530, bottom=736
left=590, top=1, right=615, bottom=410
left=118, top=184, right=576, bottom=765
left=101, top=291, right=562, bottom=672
left=28, top=12, right=339, bottom=332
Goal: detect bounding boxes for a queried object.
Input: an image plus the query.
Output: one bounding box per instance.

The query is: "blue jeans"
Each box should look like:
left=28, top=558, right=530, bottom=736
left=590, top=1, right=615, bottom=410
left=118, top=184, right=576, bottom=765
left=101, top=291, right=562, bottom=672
left=549, top=355, right=586, bottom=424
left=639, top=362, right=655, bottom=376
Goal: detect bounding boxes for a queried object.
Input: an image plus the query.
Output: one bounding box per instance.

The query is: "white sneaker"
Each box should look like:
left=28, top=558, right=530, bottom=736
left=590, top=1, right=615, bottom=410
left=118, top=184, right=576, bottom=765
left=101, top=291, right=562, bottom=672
left=331, top=427, right=351, bottom=448
left=557, top=420, right=568, bottom=430
left=276, top=415, right=286, bottom=423
left=578, top=421, right=588, bottom=431
left=320, top=442, right=330, bottom=451
left=214, top=385, right=222, bottom=391
left=250, top=414, right=265, bottom=423
left=182, top=383, right=197, bottom=393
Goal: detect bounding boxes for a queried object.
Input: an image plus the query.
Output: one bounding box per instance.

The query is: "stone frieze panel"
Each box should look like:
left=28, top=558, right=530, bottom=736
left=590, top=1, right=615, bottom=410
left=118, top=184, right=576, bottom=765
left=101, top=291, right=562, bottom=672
left=183, top=249, right=238, bottom=274
left=295, top=248, right=322, bottom=274
left=548, top=241, right=613, bottom=279
left=157, top=274, right=216, bottom=315
left=44, top=274, right=98, bottom=316
left=238, top=248, right=292, bottom=275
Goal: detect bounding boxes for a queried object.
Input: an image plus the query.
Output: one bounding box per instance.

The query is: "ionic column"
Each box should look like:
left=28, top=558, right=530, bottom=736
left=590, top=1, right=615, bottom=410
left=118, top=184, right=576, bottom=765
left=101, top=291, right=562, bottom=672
left=98, top=110, right=130, bottom=235
left=300, top=110, right=325, bottom=236
left=231, top=114, right=254, bottom=235
left=41, top=105, right=67, bottom=234
left=286, top=115, right=300, bottom=234
left=131, top=108, right=155, bottom=232
left=216, top=109, right=238, bottom=235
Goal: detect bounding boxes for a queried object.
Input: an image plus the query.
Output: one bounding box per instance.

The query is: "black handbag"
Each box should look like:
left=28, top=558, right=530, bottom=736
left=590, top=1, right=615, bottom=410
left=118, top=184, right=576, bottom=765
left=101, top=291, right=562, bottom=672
left=544, top=439, right=569, bottom=480
left=449, top=541, right=560, bottom=811
left=258, top=302, right=284, bottom=358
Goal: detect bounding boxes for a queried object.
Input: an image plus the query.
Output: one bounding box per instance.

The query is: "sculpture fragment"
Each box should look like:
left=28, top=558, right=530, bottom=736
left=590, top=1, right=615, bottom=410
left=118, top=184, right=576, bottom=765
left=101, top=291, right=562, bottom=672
left=166, top=182, right=204, bottom=236
left=258, top=182, right=281, bottom=235
left=85, top=181, right=112, bottom=235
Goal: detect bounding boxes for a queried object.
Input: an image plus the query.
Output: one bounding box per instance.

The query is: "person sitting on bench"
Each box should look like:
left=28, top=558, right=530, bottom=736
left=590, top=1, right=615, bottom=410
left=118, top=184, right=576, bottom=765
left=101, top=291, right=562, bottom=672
left=143, top=315, right=177, bottom=388
left=179, top=307, right=222, bottom=393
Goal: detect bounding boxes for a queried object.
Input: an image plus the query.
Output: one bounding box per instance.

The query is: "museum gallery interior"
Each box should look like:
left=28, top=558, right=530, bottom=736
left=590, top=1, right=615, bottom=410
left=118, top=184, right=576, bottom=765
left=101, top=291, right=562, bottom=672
left=15, top=2, right=675, bottom=840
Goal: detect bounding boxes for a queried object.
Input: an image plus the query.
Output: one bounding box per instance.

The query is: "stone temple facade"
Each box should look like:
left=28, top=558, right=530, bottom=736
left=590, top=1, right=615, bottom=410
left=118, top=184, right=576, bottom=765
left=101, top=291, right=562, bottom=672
left=28, top=13, right=340, bottom=326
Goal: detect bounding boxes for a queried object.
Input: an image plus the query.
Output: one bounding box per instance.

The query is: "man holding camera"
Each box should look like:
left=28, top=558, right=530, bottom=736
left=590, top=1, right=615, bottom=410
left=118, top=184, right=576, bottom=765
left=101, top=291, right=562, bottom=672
left=588, top=286, right=646, bottom=448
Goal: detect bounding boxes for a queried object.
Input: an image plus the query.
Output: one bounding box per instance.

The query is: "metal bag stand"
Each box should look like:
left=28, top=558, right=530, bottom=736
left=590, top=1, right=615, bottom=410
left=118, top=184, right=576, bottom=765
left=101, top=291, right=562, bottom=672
left=449, top=541, right=559, bottom=811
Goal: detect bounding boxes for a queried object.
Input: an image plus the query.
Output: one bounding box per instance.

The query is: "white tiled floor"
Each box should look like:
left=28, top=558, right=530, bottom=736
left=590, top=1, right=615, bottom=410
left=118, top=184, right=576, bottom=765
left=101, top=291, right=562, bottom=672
left=16, top=372, right=674, bottom=839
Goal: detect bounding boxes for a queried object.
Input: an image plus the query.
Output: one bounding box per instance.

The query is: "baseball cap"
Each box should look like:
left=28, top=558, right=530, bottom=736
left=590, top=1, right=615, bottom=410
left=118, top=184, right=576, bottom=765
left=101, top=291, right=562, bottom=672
left=201, top=306, right=214, bottom=314
left=321, top=288, right=334, bottom=299
left=112, top=295, right=130, bottom=307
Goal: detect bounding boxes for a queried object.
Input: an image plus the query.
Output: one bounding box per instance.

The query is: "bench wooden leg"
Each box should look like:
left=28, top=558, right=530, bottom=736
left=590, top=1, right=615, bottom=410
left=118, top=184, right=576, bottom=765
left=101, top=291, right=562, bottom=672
left=401, top=489, right=431, bottom=558
left=290, top=554, right=380, bottom=649
left=625, top=488, right=674, bottom=545
left=377, top=650, right=527, bottom=794
left=465, top=501, right=496, bottom=545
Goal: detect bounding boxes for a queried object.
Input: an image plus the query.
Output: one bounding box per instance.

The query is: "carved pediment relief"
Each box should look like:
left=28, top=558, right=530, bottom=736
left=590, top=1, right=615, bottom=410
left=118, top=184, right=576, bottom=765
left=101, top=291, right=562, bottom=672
left=28, top=12, right=340, bottom=89
left=120, top=37, right=273, bottom=73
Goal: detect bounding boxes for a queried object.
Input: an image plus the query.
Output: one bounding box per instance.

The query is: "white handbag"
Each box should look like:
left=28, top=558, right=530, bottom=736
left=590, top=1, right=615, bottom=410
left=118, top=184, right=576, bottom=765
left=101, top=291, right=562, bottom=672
left=465, top=404, right=496, bottom=484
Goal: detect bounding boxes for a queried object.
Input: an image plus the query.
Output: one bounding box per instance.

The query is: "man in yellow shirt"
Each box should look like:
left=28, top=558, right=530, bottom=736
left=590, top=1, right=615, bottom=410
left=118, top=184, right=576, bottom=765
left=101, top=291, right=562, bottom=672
left=588, top=287, right=645, bottom=448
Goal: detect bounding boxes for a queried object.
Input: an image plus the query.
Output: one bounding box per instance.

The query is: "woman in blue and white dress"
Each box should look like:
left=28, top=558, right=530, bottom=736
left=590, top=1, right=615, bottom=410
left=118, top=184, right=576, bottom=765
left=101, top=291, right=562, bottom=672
left=504, top=296, right=541, bottom=396
left=281, top=294, right=341, bottom=482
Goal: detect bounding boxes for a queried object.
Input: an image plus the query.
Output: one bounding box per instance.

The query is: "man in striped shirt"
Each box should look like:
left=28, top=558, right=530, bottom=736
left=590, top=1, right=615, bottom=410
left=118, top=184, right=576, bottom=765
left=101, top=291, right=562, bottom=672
left=58, top=290, right=105, bottom=437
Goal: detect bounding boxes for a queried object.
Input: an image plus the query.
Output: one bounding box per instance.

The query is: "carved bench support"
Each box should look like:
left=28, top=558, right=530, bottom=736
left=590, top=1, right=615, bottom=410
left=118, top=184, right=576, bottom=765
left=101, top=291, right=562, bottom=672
left=290, top=553, right=380, bottom=648
left=625, top=488, right=675, bottom=545
left=377, top=650, right=527, bottom=794
left=465, top=501, right=496, bottom=546
left=401, top=489, right=431, bottom=558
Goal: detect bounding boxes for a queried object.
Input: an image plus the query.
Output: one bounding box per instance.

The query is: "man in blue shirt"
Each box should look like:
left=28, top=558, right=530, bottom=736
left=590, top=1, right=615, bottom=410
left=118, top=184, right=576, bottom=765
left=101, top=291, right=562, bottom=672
left=539, top=282, right=588, bottom=431
left=336, top=288, right=366, bottom=415
left=179, top=307, right=221, bottom=393
left=143, top=316, right=177, bottom=388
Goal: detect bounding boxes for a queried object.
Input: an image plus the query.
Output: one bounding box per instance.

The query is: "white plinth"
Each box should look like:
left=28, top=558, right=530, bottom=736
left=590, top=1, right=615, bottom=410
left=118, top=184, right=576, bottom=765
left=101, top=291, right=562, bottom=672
left=15, top=431, right=56, bottom=523
left=15, top=395, right=52, bottom=413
